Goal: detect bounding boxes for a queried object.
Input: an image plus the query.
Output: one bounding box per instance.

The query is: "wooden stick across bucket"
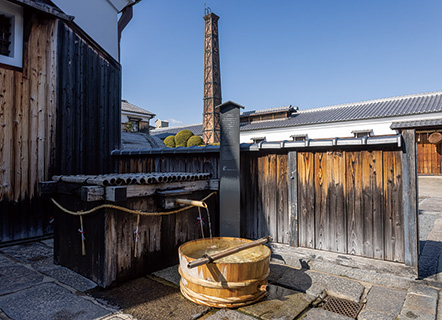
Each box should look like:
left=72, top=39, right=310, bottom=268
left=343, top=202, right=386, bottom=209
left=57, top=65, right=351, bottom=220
left=187, top=236, right=272, bottom=269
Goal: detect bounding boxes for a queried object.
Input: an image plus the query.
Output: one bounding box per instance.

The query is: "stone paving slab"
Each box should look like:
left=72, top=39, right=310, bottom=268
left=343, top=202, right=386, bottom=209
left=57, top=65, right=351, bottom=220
left=0, top=242, right=53, bottom=264
left=301, top=308, right=353, bottom=320
left=39, top=238, right=54, bottom=248
left=238, top=284, right=313, bottom=320
left=89, top=276, right=209, bottom=320
left=32, top=257, right=97, bottom=292
left=398, top=284, right=438, bottom=320
left=204, top=309, right=256, bottom=320
left=100, top=312, right=135, bottom=320
left=364, top=286, right=406, bottom=317
left=0, top=282, right=110, bottom=320
left=437, top=290, right=442, bottom=320
left=152, top=264, right=181, bottom=286
left=419, top=198, right=442, bottom=213
left=0, top=255, right=14, bottom=267
left=358, top=310, right=396, bottom=320
left=271, top=264, right=322, bottom=297
left=0, top=264, right=45, bottom=295
left=273, top=265, right=365, bottom=302
left=408, top=283, right=438, bottom=299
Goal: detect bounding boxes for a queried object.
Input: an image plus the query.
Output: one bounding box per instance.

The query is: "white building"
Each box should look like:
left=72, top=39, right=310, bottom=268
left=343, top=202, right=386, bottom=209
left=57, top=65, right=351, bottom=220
left=52, top=0, right=139, bottom=61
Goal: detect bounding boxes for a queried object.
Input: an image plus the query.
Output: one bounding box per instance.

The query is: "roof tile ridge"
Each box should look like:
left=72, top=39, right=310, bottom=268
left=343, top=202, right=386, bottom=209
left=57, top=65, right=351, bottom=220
left=152, top=123, right=202, bottom=131
left=299, top=91, right=442, bottom=114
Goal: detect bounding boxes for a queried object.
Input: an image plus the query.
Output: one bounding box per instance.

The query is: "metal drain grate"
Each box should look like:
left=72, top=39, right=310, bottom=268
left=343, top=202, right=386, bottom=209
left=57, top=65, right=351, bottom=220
left=322, top=297, right=363, bottom=319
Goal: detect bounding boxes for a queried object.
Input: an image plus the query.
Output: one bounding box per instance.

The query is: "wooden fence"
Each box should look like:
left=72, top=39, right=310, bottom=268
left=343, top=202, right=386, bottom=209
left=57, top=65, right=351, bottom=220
left=114, top=131, right=418, bottom=268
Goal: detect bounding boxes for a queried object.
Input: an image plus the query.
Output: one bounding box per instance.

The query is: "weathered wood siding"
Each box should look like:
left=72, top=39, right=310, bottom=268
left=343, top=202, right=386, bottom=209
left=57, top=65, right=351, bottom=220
left=297, top=150, right=404, bottom=263
left=1, top=16, right=123, bottom=243
left=0, top=14, right=57, bottom=241
left=116, top=140, right=416, bottom=266
left=417, top=132, right=442, bottom=175
left=240, top=153, right=290, bottom=244
left=54, top=190, right=217, bottom=287
left=56, top=21, right=121, bottom=175
left=117, top=154, right=219, bottom=178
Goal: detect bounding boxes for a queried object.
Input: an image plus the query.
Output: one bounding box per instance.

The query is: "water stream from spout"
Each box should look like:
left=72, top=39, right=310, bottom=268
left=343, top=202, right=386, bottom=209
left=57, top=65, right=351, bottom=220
left=205, top=206, right=213, bottom=242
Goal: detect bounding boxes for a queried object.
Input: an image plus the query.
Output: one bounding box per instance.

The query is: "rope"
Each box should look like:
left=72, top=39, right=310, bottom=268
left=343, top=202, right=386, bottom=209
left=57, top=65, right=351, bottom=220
left=79, top=216, right=86, bottom=256
left=50, top=191, right=217, bottom=217
left=134, top=214, right=140, bottom=258
left=51, top=192, right=217, bottom=258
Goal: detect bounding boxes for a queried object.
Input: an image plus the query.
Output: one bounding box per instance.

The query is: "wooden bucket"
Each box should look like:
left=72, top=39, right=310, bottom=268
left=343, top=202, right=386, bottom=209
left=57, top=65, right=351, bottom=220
left=178, top=237, right=271, bottom=308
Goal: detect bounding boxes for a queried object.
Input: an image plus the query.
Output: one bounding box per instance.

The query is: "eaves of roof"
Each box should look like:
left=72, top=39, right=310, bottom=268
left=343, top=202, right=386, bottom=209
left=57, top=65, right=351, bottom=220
left=11, top=0, right=73, bottom=21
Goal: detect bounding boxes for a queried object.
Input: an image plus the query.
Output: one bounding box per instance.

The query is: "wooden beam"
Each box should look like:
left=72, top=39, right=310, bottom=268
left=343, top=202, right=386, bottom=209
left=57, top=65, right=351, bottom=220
left=401, top=129, right=419, bottom=270
left=78, top=179, right=219, bottom=202
left=288, top=151, right=298, bottom=247
left=38, top=181, right=58, bottom=195
left=105, top=186, right=127, bottom=202
left=81, top=186, right=105, bottom=202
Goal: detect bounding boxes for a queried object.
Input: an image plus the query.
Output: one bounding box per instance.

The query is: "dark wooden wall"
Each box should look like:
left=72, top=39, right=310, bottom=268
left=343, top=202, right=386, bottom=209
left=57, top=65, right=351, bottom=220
left=1, top=16, right=123, bottom=243
left=240, top=153, right=290, bottom=244
left=0, top=13, right=57, bottom=242
left=54, top=190, right=217, bottom=287
left=117, top=153, right=219, bottom=178
left=417, top=132, right=442, bottom=175
left=56, top=21, right=121, bottom=175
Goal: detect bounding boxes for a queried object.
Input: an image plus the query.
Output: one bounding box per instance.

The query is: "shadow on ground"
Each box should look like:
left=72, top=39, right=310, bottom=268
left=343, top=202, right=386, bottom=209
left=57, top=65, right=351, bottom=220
left=88, top=275, right=209, bottom=320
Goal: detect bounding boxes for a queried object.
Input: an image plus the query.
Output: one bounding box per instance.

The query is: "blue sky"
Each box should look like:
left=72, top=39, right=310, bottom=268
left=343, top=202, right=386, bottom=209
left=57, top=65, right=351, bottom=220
left=120, top=0, right=442, bottom=126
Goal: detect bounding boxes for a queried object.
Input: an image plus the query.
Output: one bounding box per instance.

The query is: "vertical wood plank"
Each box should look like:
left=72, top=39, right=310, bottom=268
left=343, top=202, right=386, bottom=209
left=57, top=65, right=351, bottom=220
left=346, top=151, right=363, bottom=256
left=393, top=150, right=404, bottom=263
left=298, top=152, right=315, bottom=248
left=267, top=154, right=277, bottom=240
left=372, top=150, right=384, bottom=260
left=362, top=150, right=374, bottom=258
left=315, top=152, right=327, bottom=250
left=288, top=151, right=298, bottom=247
left=331, top=151, right=346, bottom=253
left=276, top=154, right=288, bottom=244
left=401, top=130, right=418, bottom=272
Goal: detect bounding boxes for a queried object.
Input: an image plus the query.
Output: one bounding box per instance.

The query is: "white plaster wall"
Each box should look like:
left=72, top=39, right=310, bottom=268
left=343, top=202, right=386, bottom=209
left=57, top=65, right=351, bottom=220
left=53, top=0, right=133, bottom=60
left=239, top=112, right=442, bottom=143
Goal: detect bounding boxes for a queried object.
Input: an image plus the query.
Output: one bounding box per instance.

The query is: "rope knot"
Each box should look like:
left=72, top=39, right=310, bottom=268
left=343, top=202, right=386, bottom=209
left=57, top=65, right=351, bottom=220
left=78, top=228, right=86, bottom=240
left=197, top=216, right=205, bottom=226
left=134, top=226, right=140, bottom=243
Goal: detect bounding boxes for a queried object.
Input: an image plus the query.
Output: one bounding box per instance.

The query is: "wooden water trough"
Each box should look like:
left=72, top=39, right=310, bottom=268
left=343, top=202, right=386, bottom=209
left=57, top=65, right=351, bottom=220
left=41, top=172, right=219, bottom=287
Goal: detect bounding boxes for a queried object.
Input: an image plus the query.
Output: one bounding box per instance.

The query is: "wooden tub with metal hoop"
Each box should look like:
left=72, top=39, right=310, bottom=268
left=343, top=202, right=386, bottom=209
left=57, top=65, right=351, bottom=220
left=178, top=237, right=271, bottom=308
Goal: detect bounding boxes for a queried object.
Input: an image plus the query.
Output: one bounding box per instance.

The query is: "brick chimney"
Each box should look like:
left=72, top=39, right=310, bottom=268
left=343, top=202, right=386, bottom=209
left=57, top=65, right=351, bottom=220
left=202, top=12, right=221, bottom=144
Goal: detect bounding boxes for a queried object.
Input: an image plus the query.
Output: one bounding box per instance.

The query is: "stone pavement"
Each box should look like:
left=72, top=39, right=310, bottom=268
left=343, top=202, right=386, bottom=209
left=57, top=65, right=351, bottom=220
left=0, top=236, right=439, bottom=320
left=0, top=177, right=440, bottom=320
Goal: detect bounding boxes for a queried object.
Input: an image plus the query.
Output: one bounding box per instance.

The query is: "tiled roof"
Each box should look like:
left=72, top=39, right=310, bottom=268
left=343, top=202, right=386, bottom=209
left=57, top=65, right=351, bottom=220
left=121, top=100, right=155, bottom=117
left=241, top=105, right=294, bottom=116
left=240, top=91, right=442, bottom=131
left=151, top=91, right=442, bottom=136
left=151, top=124, right=203, bottom=139
left=390, top=118, right=442, bottom=130
left=121, top=132, right=165, bottom=149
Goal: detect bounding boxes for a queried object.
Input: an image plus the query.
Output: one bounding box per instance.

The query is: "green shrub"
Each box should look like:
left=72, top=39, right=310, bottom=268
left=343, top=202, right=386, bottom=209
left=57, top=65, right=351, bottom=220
left=164, top=135, right=176, bottom=148
left=175, top=130, right=194, bottom=147
left=187, top=135, right=204, bottom=147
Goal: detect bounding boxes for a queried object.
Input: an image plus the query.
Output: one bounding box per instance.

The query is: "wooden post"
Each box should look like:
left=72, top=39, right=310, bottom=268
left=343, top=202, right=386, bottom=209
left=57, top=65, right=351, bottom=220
left=288, top=151, right=298, bottom=247
left=401, top=129, right=419, bottom=270
left=217, top=101, right=244, bottom=237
